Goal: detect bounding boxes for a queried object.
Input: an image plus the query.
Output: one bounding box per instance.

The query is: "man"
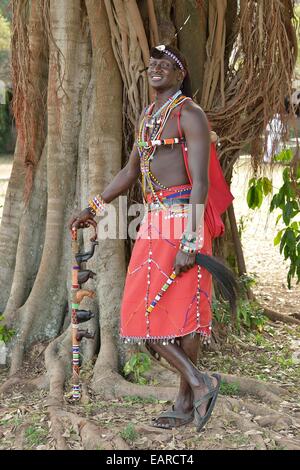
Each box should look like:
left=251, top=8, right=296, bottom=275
left=70, top=45, right=233, bottom=431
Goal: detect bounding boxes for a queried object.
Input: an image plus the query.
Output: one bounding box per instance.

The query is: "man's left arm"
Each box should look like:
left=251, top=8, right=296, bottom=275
left=181, top=103, right=210, bottom=234
left=173, top=104, right=210, bottom=276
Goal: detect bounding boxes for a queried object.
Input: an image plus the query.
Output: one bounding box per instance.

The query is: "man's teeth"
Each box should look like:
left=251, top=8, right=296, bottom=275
left=152, top=76, right=162, bottom=80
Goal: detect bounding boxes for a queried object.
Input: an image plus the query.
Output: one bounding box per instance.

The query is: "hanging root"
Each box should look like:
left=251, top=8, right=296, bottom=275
left=201, top=0, right=298, bottom=175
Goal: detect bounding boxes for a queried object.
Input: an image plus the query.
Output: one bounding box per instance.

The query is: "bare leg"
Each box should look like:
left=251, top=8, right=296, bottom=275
left=149, top=339, right=218, bottom=428
left=174, top=333, right=201, bottom=411
left=152, top=334, right=200, bottom=427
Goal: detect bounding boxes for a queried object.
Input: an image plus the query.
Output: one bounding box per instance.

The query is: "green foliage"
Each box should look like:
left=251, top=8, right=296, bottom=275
left=213, top=298, right=267, bottom=333
left=123, top=395, right=158, bottom=405
left=0, top=314, right=14, bottom=342
left=123, top=352, right=151, bottom=385
left=0, top=0, right=11, bottom=22
left=237, top=300, right=268, bottom=333
left=246, top=177, right=273, bottom=209
left=237, top=215, right=250, bottom=238
left=238, top=273, right=258, bottom=295
left=270, top=165, right=300, bottom=288
left=120, top=423, right=138, bottom=443
left=219, top=381, right=240, bottom=396
left=25, top=425, right=48, bottom=448
left=274, top=148, right=293, bottom=163
left=0, top=12, right=10, bottom=50
left=212, top=299, right=231, bottom=324
left=246, top=161, right=300, bottom=288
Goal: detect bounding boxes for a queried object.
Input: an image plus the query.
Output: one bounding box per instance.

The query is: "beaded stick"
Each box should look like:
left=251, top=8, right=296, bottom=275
left=146, top=270, right=177, bottom=315
left=71, top=227, right=81, bottom=399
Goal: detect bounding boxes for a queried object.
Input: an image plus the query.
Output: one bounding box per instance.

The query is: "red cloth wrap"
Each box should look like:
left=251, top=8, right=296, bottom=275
left=120, top=185, right=213, bottom=343
left=120, top=105, right=233, bottom=343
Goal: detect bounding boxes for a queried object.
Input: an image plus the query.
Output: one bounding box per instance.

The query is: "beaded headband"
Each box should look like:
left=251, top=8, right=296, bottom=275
left=154, top=45, right=185, bottom=71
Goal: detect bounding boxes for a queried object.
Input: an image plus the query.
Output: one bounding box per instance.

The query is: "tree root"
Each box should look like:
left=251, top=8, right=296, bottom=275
left=47, top=406, right=130, bottom=450
left=218, top=396, right=300, bottom=450
left=44, top=328, right=71, bottom=406
left=220, top=373, right=286, bottom=404
left=91, top=366, right=289, bottom=408
left=262, top=308, right=300, bottom=326
left=0, top=373, right=49, bottom=395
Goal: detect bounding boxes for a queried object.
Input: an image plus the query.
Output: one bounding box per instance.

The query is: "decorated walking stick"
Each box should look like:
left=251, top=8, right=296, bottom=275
left=70, top=227, right=98, bottom=400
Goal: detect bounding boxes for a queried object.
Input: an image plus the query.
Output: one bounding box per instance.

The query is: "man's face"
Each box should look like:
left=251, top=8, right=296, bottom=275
left=147, top=56, right=184, bottom=90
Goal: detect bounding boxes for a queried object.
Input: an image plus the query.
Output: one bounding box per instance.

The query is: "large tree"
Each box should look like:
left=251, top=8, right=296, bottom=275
left=0, top=0, right=299, bottom=449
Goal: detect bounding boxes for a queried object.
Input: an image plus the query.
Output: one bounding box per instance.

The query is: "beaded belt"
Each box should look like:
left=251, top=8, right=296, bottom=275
left=148, top=198, right=190, bottom=211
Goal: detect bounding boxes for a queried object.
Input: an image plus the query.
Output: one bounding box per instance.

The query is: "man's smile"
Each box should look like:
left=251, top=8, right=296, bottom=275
left=151, top=75, right=163, bottom=81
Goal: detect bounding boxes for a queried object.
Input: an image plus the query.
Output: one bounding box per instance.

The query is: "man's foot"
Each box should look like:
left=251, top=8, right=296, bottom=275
left=150, top=403, right=194, bottom=429
left=192, top=373, right=221, bottom=432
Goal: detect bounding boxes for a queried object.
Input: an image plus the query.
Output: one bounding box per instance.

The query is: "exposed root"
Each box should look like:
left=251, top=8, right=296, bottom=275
left=263, top=308, right=300, bottom=326
left=44, top=328, right=71, bottom=406
left=92, top=367, right=177, bottom=401
left=220, top=373, right=286, bottom=404
left=0, top=376, right=24, bottom=395
left=47, top=405, right=130, bottom=450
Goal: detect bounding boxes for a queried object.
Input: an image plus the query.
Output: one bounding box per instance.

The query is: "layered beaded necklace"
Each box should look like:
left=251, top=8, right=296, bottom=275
left=137, top=90, right=191, bottom=210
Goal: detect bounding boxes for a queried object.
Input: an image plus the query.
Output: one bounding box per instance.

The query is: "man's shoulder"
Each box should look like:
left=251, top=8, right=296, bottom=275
left=180, top=99, right=208, bottom=126
left=181, top=99, right=207, bottom=118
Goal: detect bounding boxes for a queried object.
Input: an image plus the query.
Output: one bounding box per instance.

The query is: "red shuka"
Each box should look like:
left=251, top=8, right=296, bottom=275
left=120, top=104, right=233, bottom=344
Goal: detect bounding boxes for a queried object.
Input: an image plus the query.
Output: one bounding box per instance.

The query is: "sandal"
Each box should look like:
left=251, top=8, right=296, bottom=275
left=193, top=373, right=221, bottom=432
left=150, top=404, right=194, bottom=430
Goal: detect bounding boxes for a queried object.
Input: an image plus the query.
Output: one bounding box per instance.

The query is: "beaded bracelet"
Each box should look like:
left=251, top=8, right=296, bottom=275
left=181, top=232, right=197, bottom=244
left=179, top=242, right=196, bottom=255
left=88, top=199, right=97, bottom=215
left=88, top=194, right=106, bottom=216
left=88, top=204, right=97, bottom=217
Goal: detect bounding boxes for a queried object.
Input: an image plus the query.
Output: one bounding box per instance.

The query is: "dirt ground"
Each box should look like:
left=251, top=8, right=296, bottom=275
left=0, top=154, right=299, bottom=450
left=0, top=322, right=299, bottom=450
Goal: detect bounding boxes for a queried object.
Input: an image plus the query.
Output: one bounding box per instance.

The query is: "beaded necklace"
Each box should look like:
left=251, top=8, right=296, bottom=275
left=137, top=91, right=191, bottom=210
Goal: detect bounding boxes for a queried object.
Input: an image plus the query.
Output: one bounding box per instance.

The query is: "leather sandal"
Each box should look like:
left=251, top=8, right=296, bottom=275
left=150, top=404, right=194, bottom=430
left=193, top=373, right=221, bottom=432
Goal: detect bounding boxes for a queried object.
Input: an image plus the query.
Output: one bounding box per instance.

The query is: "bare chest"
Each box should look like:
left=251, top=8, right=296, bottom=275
left=143, top=109, right=189, bottom=187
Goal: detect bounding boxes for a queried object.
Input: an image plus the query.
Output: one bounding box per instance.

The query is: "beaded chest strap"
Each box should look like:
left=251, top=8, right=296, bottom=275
left=137, top=137, right=185, bottom=149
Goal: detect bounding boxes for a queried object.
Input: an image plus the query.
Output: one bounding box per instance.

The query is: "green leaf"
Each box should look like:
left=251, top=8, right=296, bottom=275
left=283, top=168, right=291, bottom=183
left=274, top=229, right=284, bottom=246
left=247, top=186, right=256, bottom=209
left=274, top=148, right=293, bottom=163
left=261, top=177, right=272, bottom=195
left=280, top=231, right=287, bottom=254
left=247, top=184, right=263, bottom=209
left=286, top=228, right=296, bottom=248
left=283, top=201, right=294, bottom=225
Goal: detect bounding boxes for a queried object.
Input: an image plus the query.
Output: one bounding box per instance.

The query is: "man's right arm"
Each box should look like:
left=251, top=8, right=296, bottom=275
left=69, top=144, right=141, bottom=229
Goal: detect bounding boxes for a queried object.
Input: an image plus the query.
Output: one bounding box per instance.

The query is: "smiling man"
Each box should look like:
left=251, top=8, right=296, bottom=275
left=70, top=45, right=233, bottom=431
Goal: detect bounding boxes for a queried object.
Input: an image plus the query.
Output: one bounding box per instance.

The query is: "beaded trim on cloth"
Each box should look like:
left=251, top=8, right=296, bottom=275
left=120, top=328, right=212, bottom=346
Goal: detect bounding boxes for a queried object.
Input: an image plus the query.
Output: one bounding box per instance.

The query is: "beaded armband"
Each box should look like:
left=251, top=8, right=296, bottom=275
left=88, top=194, right=106, bottom=216
left=179, top=229, right=204, bottom=255
left=179, top=242, right=196, bottom=255
left=179, top=231, right=197, bottom=255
